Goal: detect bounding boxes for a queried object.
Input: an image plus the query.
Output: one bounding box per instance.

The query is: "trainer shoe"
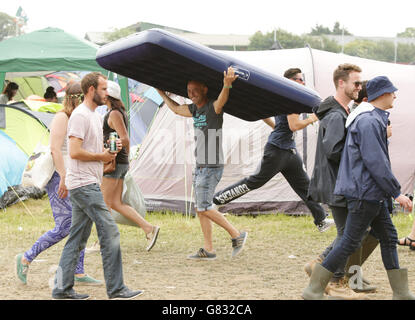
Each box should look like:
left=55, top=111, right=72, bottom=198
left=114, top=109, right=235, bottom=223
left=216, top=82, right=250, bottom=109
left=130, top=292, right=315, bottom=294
left=74, top=274, right=103, bottom=286
left=317, top=218, right=335, bottom=233
left=231, top=231, right=248, bottom=258
left=325, top=278, right=369, bottom=300
left=187, top=248, right=217, bottom=260
left=146, top=226, right=160, bottom=252
left=15, top=253, right=29, bottom=285
left=109, top=288, right=144, bottom=300
left=52, top=290, right=90, bottom=300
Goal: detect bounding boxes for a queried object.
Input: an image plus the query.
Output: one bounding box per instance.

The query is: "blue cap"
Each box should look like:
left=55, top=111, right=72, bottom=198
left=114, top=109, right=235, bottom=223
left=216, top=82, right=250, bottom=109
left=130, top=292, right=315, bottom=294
left=366, top=76, right=397, bottom=102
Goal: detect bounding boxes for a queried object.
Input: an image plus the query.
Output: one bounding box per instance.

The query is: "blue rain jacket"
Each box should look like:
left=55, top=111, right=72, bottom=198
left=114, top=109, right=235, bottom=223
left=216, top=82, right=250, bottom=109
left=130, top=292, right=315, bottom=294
left=334, top=103, right=401, bottom=201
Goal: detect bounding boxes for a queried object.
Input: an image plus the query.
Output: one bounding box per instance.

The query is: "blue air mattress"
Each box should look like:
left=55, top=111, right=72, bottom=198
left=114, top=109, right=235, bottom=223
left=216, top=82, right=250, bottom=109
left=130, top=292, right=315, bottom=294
left=96, top=29, right=321, bottom=121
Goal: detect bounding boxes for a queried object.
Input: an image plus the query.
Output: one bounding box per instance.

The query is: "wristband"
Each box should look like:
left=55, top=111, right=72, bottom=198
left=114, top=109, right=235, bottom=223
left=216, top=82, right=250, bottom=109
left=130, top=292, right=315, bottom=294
left=224, top=85, right=232, bottom=89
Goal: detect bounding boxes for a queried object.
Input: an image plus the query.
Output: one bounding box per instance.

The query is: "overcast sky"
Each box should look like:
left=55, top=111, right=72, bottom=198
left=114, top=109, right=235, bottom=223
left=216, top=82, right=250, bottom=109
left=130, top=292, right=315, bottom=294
left=2, top=0, right=415, bottom=39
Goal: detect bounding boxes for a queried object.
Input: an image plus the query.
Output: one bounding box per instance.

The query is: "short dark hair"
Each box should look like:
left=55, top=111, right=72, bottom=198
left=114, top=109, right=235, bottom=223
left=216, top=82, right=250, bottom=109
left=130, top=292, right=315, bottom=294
left=44, top=86, right=57, bottom=100
left=333, top=63, right=362, bottom=89
left=284, top=68, right=302, bottom=79
left=355, top=80, right=368, bottom=104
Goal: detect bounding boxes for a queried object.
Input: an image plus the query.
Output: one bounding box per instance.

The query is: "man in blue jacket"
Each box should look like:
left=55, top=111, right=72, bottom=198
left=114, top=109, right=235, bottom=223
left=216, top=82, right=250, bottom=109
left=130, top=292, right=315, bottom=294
left=302, top=76, right=414, bottom=300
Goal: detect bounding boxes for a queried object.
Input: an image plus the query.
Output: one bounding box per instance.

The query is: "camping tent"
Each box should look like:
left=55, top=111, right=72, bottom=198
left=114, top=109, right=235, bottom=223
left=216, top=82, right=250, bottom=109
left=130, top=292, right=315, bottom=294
left=0, top=28, right=130, bottom=109
left=0, top=104, right=53, bottom=198
left=0, top=130, right=28, bottom=197
left=129, top=47, right=415, bottom=215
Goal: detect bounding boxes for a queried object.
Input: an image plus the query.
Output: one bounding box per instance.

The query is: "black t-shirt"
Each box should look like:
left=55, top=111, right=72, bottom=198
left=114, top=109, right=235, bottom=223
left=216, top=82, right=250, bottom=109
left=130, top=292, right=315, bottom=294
left=188, top=100, right=224, bottom=167
left=267, top=115, right=296, bottom=150
left=103, top=108, right=129, bottom=164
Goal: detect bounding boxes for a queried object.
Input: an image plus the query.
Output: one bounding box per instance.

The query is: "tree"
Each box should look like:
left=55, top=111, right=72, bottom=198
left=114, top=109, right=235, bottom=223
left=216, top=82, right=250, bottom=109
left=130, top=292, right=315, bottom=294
left=332, top=22, right=352, bottom=35
left=0, top=12, right=17, bottom=41
left=304, top=35, right=341, bottom=53
left=309, top=22, right=352, bottom=36
left=248, top=31, right=276, bottom=50
left=309, top=24, right=331, bottom=35
left=105, top=26, right=136, bottom=42
left=344, top=40, right=395, bottom=62
left=397, top=27, right=415, bottom=38
left=248, top=29, right=307, bottom=50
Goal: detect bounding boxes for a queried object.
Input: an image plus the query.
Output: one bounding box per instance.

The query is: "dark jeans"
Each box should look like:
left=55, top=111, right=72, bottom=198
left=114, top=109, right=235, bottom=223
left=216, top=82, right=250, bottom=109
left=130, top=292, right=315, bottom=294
left=321, top=206, right=348, bottom=279
left=213, top=143, right=327, bottom=225
left=52, top=184, right=126, bottom=298
left=322, top=199, right=399, bottom=274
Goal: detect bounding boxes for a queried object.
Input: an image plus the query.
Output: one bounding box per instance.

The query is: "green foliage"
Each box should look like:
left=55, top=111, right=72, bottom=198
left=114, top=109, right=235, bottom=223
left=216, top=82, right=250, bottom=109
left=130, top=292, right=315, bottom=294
left=248, top=29, right=311, bottom=50
left=309, top=24, right=331, bottom=35
left=0, top=12, right=17, bottom=41
left=248, top=29, right=341, bottom=53
left=105, top=26, right=136, bottom=42
left=344, top=40, right=392, bottom=62
left=397, top=42, right=415, bottom=63
left=343, top=39, right=415, bottom=64
left=397, top=27, right=415, bottom=38
left=303, top=35, right=341, bottom=53
left=309, top=21, right=352, bottom=36
left=248, top=25, right=415, bottom=64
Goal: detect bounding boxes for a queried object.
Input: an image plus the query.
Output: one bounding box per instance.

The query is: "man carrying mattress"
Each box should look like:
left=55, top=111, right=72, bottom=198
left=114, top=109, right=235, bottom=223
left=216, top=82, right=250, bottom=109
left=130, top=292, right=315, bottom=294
left=212, top=68, right=334, bottom=233
left=156, top=67, right=248, bottom=260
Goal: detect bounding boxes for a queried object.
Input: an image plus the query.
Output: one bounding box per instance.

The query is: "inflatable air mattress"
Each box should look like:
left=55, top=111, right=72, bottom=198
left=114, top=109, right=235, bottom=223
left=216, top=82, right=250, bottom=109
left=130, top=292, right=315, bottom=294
left=96, top=29, right=321, bottom=121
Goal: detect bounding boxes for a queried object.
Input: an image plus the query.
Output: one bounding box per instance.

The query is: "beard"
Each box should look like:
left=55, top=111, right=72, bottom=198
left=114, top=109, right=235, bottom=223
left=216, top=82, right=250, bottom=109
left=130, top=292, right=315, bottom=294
left=345, top=87, right=358, bottom=101
left=93, top=91, right=106, bottom=105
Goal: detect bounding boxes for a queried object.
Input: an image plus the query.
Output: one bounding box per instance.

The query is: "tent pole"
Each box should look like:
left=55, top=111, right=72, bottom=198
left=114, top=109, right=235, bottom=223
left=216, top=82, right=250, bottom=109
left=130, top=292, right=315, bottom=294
left=0, top=73, right=5, bottom=92
left=117, top=75, right=130, bottom=134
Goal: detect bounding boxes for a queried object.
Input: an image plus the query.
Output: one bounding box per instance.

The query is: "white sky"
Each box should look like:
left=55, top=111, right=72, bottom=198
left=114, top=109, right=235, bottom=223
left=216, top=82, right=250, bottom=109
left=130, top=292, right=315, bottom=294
left=1, top=0, right=415, bottom=39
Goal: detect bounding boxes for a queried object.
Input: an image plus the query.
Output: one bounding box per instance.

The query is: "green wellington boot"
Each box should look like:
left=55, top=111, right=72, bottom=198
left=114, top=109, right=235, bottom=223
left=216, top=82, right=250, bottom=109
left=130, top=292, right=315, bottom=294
left=387, top=268, right=415, bottom=300
left=302, top=263, right=334, bottom=300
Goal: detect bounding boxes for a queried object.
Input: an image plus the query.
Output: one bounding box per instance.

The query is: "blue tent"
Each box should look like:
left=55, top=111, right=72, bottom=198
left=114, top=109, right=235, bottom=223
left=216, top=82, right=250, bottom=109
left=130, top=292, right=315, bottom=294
left=0, top=130, right=28, bottom=196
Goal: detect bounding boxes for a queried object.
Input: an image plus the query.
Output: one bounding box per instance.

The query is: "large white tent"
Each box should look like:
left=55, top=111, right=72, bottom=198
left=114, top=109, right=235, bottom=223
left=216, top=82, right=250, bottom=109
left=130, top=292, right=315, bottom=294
left=129, top=48, right=415, bottom=215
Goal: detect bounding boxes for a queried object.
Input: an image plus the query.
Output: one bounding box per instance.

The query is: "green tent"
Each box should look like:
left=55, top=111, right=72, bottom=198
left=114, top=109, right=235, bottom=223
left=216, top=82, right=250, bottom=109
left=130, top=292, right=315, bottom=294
left=0, top=27, right=129, bottom=109
left=11, top=76, right=49, bottom=101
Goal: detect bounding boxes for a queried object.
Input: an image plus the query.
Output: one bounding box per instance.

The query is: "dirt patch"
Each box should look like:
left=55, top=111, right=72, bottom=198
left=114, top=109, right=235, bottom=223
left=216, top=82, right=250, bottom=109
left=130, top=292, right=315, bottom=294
left=2, top=215, right=415, bottom=301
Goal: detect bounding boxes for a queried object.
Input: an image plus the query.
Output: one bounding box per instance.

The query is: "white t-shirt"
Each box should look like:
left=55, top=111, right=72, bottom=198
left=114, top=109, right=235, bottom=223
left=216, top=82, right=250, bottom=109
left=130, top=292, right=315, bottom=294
left=65, top=103, right=104, bottom=190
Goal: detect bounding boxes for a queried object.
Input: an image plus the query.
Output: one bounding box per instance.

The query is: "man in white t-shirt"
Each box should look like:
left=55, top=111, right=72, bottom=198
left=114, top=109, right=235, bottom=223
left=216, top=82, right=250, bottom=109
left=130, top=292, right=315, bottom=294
left=52, top=72, right=143, bottom=300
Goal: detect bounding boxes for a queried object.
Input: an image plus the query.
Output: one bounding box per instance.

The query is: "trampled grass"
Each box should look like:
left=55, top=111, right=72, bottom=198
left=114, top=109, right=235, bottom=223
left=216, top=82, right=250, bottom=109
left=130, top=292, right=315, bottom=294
left=1, top=196, right=415, bottom=300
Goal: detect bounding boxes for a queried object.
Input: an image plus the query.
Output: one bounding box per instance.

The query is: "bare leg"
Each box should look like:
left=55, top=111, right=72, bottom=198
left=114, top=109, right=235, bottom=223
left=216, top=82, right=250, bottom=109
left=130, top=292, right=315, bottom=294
left=198, top=212, right=214, bottom=252
left=198, top=208, right=240, bottom=248
left=398, top=219, right=415, bottom=246
left=101, top=176, right=153, bottom=235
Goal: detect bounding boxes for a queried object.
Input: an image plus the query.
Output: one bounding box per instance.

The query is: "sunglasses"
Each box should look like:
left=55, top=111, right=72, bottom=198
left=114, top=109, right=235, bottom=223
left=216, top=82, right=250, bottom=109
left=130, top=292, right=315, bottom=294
left=292, top=77, right=304, bottom=82
left=353, top=81, right=363, bottom=88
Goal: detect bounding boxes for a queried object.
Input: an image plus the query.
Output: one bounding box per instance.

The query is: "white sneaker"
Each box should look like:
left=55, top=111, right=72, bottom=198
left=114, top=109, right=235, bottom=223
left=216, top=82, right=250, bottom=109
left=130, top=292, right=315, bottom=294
left=317, top=218, right=335, bottom=233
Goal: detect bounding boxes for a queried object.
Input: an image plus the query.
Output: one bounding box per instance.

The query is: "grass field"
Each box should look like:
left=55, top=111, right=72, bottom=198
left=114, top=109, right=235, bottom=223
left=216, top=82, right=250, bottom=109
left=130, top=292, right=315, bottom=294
left=1, top=195, right=415, bottom=300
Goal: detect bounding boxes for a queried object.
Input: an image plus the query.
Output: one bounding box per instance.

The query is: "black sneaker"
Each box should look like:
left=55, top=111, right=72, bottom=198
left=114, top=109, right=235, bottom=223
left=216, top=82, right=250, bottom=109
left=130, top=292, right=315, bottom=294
left=109, top=288, right=144, bottom=300
left=187, top=248, right=217, bottom=260
left=52, top=291, right=90, bottom=300
left=231, top=231, right=248, bottom=257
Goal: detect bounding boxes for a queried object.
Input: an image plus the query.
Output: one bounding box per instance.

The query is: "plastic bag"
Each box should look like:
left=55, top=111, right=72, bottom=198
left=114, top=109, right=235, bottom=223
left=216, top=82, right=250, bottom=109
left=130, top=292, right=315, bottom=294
left=21, top=144, right=55, bottom=190
left=111, top=170, right=147, bottom=227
